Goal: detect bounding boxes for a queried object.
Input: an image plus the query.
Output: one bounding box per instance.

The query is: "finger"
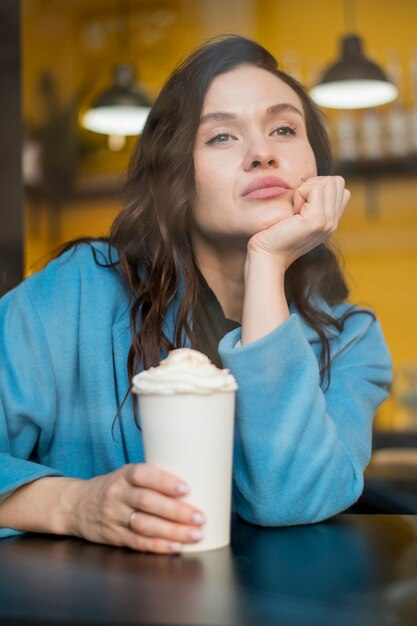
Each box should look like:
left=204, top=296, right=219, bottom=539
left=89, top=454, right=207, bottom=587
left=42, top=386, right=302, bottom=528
left=300, top=175, right=326, bottom=183
left=124, top=463, right=190, bottom=498
left=319, top=176, right=346, bottom=233
left=124, top=529, right=184, bottom=554
left=322, top=179, right=339, bottom=229
left=124, top=485, right=206, bottom=526
left=128, top=511, right=204, bottom=544
left=293, top=179, right=317, bottom=215
left=334, top=175, right=346, bottom=210
left=340, top=188, right=351, bottom=216
left=328, top=176, right=345, bottom=224
left=298, top=183, right=325, bottom=223
left=331, top=174, right=350, bottom=221
left=292, top=188, right=307, bottom=214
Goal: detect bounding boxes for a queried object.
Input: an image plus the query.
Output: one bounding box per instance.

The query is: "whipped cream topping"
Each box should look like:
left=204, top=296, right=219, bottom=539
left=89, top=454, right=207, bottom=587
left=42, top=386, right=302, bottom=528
left=132, top=348, right=238, bottom=395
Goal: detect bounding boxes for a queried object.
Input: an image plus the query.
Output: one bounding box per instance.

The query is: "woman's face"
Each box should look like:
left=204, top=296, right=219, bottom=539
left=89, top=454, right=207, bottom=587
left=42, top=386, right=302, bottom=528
left=192, top=65, right=317, bottom=243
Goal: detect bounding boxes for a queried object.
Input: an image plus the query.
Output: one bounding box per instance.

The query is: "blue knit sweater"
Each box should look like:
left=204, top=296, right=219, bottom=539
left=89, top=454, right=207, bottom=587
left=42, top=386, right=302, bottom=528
left=0, top=243, right=392, bottom=537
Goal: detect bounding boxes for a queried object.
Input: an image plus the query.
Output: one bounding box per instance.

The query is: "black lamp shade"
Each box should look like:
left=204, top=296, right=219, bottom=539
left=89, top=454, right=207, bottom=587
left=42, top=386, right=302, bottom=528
left=310, top=34, right=398, bottom=109
left=82, top=64, right=152, bottom=135
left=321, top=35, right=390, bottom=83
left=91, top=64, right=152, bottom=109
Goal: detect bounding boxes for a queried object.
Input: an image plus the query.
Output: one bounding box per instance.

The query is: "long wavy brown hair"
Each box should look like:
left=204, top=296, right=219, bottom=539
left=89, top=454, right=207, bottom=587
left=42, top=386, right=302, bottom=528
left=61, top=35, right=365, bottom=395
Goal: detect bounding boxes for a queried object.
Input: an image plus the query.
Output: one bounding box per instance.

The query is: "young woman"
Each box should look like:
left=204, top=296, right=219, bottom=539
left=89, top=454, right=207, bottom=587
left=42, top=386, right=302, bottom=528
left=0, top=36, right=392, bottom=553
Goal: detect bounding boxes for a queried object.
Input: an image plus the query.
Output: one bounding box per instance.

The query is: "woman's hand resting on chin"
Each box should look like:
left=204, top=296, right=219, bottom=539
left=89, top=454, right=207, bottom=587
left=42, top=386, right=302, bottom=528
left=247, top=176, right=350, bottom=270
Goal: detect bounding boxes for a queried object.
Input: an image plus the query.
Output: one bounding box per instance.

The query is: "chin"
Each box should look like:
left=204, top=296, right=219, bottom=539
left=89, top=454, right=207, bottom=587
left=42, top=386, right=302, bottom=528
left=252, top=202, right=294, bottom=230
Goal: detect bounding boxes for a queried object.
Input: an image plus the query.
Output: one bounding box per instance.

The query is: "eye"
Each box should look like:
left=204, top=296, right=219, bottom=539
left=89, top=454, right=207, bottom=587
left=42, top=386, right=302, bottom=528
left=206, top=132, right=237, bottom=145
left=271, top=124, right=297, bottom=137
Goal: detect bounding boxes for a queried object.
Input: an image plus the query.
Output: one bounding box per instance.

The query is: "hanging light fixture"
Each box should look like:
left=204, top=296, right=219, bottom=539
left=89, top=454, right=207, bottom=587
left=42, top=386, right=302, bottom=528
left=81, top=1, right=152, bottom=139
left=82, top=63, right=152, bottom=136
left=310, top=0, right=398, bottom=109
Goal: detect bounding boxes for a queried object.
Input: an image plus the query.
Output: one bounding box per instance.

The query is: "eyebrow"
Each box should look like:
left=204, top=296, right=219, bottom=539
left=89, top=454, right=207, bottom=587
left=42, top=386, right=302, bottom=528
left=200, top=102, right=304, bottom=124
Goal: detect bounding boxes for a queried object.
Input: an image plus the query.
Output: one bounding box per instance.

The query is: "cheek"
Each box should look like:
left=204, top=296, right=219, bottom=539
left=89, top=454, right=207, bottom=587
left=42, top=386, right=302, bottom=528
left=195, top=152, right=231, bottom=191
left=194, top=160, right=214, bottom=200
left=301, top=144, right=318, bottom=177
left=286, top=140, right=317, bottom=177
left=194, top=153, right=234, bottom=212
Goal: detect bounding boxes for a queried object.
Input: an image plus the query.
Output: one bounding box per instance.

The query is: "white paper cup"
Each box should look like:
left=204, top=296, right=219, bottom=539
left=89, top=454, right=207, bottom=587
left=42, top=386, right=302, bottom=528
left=138, top=390, right=235, bottom=552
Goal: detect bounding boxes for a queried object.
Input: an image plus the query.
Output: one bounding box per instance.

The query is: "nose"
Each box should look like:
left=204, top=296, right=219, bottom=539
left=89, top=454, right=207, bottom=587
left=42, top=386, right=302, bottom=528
left=243, top=135, right=278, bottom=172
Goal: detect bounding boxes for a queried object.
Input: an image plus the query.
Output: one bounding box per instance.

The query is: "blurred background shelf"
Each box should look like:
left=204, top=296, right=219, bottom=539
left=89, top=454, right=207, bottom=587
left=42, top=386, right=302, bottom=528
left=0, top=0, right=413, bottom=435
left=337, top=155, right=417, bottom=177
left=373, top=431, right=417, bottom=449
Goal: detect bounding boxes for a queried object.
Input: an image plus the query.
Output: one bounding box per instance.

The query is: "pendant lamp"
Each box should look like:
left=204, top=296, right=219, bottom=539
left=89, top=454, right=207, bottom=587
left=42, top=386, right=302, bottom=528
left=310, top=35, right=398, bottom=109
left=310, top=0, right=398, bottom=109
left=82, top=64, right=152, bottom=136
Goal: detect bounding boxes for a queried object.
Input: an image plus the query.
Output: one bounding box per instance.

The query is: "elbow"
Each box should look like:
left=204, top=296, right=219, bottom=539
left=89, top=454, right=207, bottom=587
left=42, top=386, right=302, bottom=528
left=0, top=527, right=25, bottom=539
left=234, top=472, right=364, bottom=527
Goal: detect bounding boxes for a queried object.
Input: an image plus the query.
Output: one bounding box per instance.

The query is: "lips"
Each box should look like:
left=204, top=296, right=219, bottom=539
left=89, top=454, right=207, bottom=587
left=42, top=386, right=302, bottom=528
left=242, top=176, right=291, bottom=200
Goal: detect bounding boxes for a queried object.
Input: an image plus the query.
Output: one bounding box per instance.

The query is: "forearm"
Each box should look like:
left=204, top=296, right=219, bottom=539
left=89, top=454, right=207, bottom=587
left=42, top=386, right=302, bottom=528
left=241, top=250, right=289, bottom=345
left=0, top=476, right=83, bottom=535
left=223, top=316, right=365, bottom=524
left=220, top=310, right=391, bottom=526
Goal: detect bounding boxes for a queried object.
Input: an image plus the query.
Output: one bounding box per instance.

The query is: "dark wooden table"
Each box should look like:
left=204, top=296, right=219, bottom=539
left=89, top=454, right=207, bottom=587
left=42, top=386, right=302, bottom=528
left=1, top=514, right=417, bottom=626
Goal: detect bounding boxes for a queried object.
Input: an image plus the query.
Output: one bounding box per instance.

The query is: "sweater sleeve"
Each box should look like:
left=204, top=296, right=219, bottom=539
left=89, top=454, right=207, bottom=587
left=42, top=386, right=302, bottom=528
left=218, top=311, right=392, bottom=526
left=0, top=283, right=63, bottom=538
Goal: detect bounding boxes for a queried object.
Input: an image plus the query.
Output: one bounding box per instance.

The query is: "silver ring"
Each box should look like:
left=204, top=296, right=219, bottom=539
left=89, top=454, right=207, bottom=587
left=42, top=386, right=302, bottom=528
left=127, top=510, right=137, bottom=530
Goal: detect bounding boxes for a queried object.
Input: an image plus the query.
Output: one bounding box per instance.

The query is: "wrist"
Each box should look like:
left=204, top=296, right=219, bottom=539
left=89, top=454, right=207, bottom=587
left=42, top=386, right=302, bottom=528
left=54, top=477, right=86, bottom=536
left=242, top=246, right=290, bottom=346
left=245, top=247, right=287, bottom=281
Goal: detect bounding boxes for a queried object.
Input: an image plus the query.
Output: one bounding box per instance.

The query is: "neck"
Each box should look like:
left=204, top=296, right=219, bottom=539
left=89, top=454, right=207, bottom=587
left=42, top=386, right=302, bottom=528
left=192, top=229, right=246, bottom=324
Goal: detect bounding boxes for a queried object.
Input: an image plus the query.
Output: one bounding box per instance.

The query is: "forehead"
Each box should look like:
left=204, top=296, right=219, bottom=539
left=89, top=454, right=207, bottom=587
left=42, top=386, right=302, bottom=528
left=202, top=65, right=304, bottom=117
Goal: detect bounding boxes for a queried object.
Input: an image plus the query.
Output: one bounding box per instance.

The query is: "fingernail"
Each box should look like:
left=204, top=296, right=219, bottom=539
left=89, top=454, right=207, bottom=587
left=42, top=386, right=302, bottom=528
left=188, top=529, right=204, bottom=541
left=175, top=482, right=189, bottom=495
left=191, top=512, right=206, bottom=525
left=169, top=542, right=182, bottom=552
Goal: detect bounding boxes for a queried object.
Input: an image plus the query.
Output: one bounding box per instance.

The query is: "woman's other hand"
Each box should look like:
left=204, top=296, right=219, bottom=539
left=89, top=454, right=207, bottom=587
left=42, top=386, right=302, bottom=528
left=247, top=175, right=350, bottom=270
left=67, top=464, right=205, bottom=554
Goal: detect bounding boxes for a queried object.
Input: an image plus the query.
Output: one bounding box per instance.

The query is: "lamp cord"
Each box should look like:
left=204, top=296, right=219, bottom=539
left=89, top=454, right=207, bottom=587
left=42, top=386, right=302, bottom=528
left=344, top=0, right=356, bottom=33
left=116, top=0, right=132, bottom=62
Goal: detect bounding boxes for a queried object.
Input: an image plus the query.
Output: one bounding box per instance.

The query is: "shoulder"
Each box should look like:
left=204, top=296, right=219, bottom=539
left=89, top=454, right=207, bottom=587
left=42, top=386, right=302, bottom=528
left=27, top=240, right=119, bottom=287
left=292, top=298, right=377, bottom=343
left=330, top=301, right=383, bottom=342
left=331, top=301, right=377, bottom=336
left=293, top=297, right=391, bottom=365
left=30, top=240, right=124, bottom=294
left=326, top=302, right=392, bottom=372
left=1, top=241, right=129, bottom=324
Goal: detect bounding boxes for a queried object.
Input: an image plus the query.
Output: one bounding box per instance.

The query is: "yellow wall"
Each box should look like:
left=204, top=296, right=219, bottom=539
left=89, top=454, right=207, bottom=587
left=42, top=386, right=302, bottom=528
left=22, top=0, right=417, bottom=428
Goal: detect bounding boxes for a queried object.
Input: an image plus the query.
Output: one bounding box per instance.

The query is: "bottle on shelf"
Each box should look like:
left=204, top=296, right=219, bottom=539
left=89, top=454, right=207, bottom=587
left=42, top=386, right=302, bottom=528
left=360, top=109, right=384, bottom=161
left=334, top=112, right=358, bottom=163
left=408, top=45, right=417, bottom=155
left=281, top=50, right=303, bottom=84
left=384, top=49, right=410, bottom=158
